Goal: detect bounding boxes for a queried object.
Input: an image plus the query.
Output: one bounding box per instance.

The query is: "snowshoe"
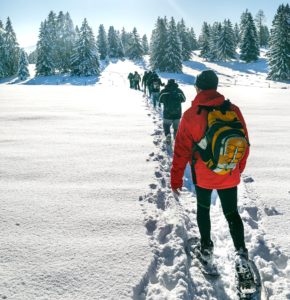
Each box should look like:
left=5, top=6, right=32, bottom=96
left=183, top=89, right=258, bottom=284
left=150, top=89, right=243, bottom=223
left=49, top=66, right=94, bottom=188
left=235, top=249, right=261, bottom=299
left=186, top=237, right=220, bottom=277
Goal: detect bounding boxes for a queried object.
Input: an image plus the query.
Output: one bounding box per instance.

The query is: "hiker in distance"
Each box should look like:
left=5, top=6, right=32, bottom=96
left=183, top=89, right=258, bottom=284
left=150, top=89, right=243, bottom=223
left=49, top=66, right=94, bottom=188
left=128, top=72, right=134, bottom=89
left=147, top=71, right=164, bottom=108
left=159, top=79, right=186, bottom=145
left=133, top=71, right=141, bottom=90
left=170, top=70, right=254, bottom=289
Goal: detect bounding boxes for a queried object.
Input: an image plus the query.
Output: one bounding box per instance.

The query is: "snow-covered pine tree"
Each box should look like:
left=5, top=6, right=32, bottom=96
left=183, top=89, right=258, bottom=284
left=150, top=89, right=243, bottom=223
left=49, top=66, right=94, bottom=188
left=150, top=17, right=168, bottom=71
left=267, top=4, right=290, bottom=80
left=239, top=10, right=260, bottom=62
left=216, top=19, right=236, bottom=61
left=108, top=26, right=124, bottom=58
left=255, top=10, right=270, bottom=48
left=46, top=11, right=57, bottom=71
left=97, top=24, right=108, bottom=60
left=199, top=22, right=211, bottom=60
left=28, top=50, right=37, bottom=64
left=208, top=22, right=222, bottom=60
left=115, top=30, right=125, bottom=58
left=55, top=11, right=66, bottom=72
left=70, top=18, right=99, bottom=76
left=0, top=20, right=5, bottom=78
left=18, top=48, right=30, bottom=80
left=75, top=25, right=80, bottom=37
left=127, top=27, right=143, bottom=60
left=142, top=34, right=149, bottom=55
left=234, top=23, right=240, bottom=48
left=36, top=21, right=55, bottom=76
left=189, top=27, right=199, bottom=51
left=177, top=18, right=192, bottom=61
left=62, top=12, right=76, bottom=72
left=260, top=25, right=270, bottom=48
left=55, top=12, right=76, bottom=73
left=163, top=17, right=182, bottom=72
left=121, top=28, right=130, bottom=56
left=3, top=17, right=19, bottom=77
left=239, top=10, right=248, bottom=39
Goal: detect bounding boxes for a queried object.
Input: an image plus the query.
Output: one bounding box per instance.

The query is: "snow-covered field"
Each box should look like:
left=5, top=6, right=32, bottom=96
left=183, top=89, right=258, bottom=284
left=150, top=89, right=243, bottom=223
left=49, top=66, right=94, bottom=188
left=0, top=57, right=290, bottom=299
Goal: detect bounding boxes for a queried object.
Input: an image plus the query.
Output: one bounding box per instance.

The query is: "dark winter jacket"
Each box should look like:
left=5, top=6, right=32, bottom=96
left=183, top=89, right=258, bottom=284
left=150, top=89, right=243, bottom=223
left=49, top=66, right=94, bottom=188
left=171, top=89, right=249, bottom=190
left=148, top=75, right=163, bottom=92
left=133, top=72, right=141, bottom=82
left=159, top=82, right=185, bottom=119
left=128, top=73, right=134, bottom=81
left=142, top=71, right=148, bottom=86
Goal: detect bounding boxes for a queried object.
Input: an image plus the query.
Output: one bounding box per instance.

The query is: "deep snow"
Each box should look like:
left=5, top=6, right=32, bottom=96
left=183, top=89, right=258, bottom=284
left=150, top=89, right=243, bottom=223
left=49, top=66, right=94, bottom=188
left=1, top=56, right=290, bottom=300
left=0, top=65, right=156, bottom=299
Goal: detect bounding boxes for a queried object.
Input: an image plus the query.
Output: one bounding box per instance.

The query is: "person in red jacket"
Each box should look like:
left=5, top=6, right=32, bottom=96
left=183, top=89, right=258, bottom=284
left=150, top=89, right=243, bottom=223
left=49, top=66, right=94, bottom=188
left=171, top=70, right=251, bottom=270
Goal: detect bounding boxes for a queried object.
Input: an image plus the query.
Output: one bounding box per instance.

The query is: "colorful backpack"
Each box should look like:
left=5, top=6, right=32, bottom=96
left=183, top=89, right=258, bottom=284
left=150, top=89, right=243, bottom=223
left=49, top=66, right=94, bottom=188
left=196, top=100, right=249, bottom=175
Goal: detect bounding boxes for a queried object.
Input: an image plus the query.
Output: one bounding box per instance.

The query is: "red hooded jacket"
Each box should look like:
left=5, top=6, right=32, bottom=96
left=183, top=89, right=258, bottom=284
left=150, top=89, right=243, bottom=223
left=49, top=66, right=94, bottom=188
left=171, top=89, right=249, bottom=190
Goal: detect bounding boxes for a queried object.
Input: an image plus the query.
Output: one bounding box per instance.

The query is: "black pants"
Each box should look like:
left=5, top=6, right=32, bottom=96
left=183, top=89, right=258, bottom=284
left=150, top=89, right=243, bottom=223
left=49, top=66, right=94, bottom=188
left=195, top=185, right=246, bottom=251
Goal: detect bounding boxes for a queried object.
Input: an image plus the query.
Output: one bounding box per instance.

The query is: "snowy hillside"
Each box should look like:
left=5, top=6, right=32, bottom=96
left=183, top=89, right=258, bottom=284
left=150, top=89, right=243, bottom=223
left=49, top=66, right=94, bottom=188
left=1, top=57, right=290, bottom=300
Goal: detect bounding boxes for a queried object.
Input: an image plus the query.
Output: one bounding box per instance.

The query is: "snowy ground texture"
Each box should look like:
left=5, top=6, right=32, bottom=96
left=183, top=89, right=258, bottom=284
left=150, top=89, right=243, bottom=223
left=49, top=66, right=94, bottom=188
left=1, top=54, right=290, bottom=300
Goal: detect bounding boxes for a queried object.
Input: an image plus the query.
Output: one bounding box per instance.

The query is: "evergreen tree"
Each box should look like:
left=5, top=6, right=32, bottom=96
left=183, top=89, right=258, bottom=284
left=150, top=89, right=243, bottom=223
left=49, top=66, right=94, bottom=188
left=3, top=17, right=19, bottom=76
left=189, top=27, right=199, bottom=51
left=267, top=4, right=290, bottom=80
left=71, top=18, right=100, bottom=76
left=234, top=23, right=240, bottom=48
left=108, top=26, right=124, bottom=58
left=216, top=19, right=236, bottom=61
left=163, top=17, right=182, bottom=72
left=209, top=22, right=222, bottom=60
left=121, top=27, right=131, bottom=56
left=46, top=11, right=57, bottom=70
left=115, top=30, right=125, bottom=58
left=199, top=22, right=211, bottom=59
left=63, top=12, right=76, bottom=72
left=150, top=17, right=168, bottom=71
left=28, top=49, right=37, bottom=64
left=239, top=10, right=248, bottom=38
left=56, top=12, right=76, bottom=72
left=97, top=24, right=108, bottom=60
left=55, top=11, right=65, bottom=71
left=177, top=18, right=192, bottom=61
left=127, top=27, right=143, bottom=59
left=0, top=20, right=5, bottom=78
left=36, top=21, right=55, bottom=75
left=18, top=48, right=30, bottom=80
left=260, top=25, right=270, bottom=48
left=255, top=10, right=270, bottom=48
left=142, top=34, right=149, bottom=54
left=75, top=25, right=80, bottom=37
left=239, top=10, right=260, bottom=62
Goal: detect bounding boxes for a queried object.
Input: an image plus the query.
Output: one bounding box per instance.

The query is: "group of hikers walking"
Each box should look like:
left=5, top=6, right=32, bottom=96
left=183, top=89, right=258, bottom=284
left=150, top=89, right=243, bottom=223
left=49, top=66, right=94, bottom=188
left=128, top=70, right=186, bottom=145
left=128, top=71, right=141, bottom=90
left=127, top=69, right=255, bottom=296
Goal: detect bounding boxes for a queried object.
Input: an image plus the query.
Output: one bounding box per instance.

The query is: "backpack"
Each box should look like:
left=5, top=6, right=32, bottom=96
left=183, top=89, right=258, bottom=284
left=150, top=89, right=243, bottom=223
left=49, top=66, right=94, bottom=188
left=152, top=80, right=160, bottom=89
left=196, top=100, right=249, bottom=175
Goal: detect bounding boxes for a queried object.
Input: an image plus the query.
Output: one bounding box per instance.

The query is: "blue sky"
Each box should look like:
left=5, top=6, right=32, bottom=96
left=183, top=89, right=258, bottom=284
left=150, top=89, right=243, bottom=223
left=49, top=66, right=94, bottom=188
left=0, top=0, right=286, bottom=48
